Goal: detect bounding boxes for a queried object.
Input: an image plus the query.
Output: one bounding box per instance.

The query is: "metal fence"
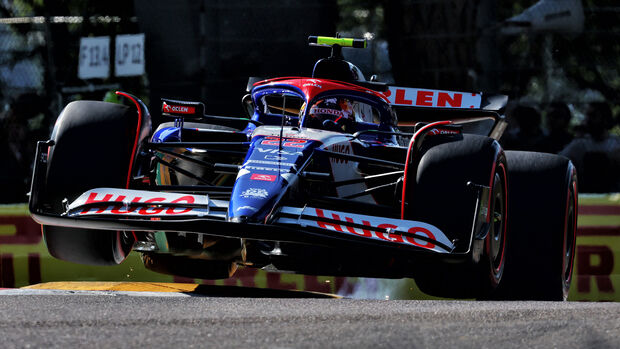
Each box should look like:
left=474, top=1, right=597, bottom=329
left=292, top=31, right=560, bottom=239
left=0, top=2, right=143, bottom=203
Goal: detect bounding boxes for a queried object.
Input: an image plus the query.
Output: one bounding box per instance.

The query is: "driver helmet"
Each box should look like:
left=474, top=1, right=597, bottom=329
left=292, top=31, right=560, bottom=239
left=308, top=97, right=356, bottom=132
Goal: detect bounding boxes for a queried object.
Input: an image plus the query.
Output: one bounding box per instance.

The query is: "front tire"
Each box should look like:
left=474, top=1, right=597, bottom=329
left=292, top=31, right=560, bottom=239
left=406, top=134, right=507, bottom=298
left=42, top=100, right=147, bottom=266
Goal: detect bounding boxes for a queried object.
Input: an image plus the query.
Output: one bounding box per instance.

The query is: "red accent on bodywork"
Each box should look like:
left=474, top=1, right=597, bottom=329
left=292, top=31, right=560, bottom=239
left=253, top=77, right=390, bottom=104
left=250, top=173, right=277, bottom=182
left=116, top=91, right=144, bottom=246
left=115, top=91, right=143, bottom=190
left=400, top=121, right=452, bottom=219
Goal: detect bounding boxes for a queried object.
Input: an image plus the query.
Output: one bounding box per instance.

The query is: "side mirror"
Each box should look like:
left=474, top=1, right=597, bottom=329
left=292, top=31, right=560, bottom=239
left=241, top=94, right=254, bottom=118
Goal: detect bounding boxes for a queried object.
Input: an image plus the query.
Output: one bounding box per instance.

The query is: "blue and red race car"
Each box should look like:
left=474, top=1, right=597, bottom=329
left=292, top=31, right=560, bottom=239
left=29, top=36, right=577, bottom=300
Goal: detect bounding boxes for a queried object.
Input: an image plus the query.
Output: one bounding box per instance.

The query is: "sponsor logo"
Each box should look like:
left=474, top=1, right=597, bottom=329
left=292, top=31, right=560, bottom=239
left=302, top=79, right=323, bottom=89
left=255, top=147, right=303, bottom=156
left=312, top=208, right=443, bottom=251
left=242, top=165, right=289, bottom=173
left=303, top=82, right=322, bottom=89
left=260, top=137, right=308, bottom=148
left=77, top=191, right=196, bottom=215
left=162, top=102, right=196, bottom=114
left=264, top=155, right=289, bottom=161
left=241, top=188, right=269, bottom=199
left=310, top=107, right=345, bottom=117
left=328, top=143, right=351, bottom=165
left=314, top=208, right=436, bottom=249
left=246, top=159, right=296, bottom=167
left=428, top=128, right=460, bottom=136
left=383, top=87, right=481, bottom=109
left=250, top=173, right=277, bottom=182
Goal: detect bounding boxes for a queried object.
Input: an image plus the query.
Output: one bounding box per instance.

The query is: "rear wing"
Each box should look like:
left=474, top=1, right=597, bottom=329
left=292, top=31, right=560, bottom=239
left=384, top=86, right=507, bottom=111
left=386, top=86, right=508, bottom=140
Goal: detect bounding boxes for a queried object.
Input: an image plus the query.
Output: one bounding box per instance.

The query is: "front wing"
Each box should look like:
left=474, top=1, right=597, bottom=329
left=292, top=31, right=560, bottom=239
left=31, top=187, right=458, bottom=256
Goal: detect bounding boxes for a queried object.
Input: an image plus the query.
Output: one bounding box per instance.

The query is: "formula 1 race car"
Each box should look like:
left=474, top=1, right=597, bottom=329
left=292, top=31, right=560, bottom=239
left=29, top=36, right=577, bottom=300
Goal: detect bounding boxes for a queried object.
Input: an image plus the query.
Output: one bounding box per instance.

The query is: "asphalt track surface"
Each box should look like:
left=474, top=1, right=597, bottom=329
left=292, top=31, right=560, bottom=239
left=1, top=288, right=620, bottom=348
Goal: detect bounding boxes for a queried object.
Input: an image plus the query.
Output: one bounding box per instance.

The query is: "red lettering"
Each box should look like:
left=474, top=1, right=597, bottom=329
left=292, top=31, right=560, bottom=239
left=416, top=91, right=434, bottom=106
left=261, top=137, right=280, bottom=146
left=405, top=227, right=436, bottom=249
left=163, top=103, right=195, bottom=114
left=111, top=196, right=143, bottom=214
left=284, top=139, right=307, bottom=148
left=577, top=245, right=614, bottom=293
left=344, top=217, right=372, bottom=237
left=137, top=198, right=166, bottom=215
left=383, top=89, right=392, bottom=98
left=395, top=89, right=413, bottom=105
left=375, top=224, right=403, bottom=242
left=81, top=192, right=114, bottom=214
left=166, top=196, right=195, bottom=215
left=315, top=208, right=343, bottom=232
left=437, top=92, right=463, bottom=107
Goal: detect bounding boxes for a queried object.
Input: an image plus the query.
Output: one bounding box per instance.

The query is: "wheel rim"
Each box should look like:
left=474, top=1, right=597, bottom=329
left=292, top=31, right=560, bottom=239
left=490, top=171, right=506, bottom=278
left=563, top=182, right=577, bottom=285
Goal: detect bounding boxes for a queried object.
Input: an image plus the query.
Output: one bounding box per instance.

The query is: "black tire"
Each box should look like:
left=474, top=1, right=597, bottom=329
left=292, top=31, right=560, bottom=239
left=493, top=151, right=577, bottom=300
left=142, top=253, right=237, bottom=280
left=44, top=227, right=135, bottom=266
left=42, top=100, right=146, bottom=266
left=406, top=134, right=507, bottom=298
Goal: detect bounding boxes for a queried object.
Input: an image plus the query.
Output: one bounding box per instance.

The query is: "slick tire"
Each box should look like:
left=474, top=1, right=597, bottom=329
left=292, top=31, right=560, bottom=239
left=492, top=151, right=577, bottom=301
left=42, top=100, right=144, bottom=266
left=406, top=134, right=507, bottom=299
left=142, top=253, right=237, bottom=280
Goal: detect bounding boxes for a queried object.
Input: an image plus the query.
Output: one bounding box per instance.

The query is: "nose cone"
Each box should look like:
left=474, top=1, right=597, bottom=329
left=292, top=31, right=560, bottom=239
left=227, top=134, right=314, bottom=223
left=228, top=175, right=289, bottom=222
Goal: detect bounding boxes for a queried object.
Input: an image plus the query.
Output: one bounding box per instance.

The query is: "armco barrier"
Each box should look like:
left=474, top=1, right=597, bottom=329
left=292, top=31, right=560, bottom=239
left=1, top=195, right=618, bottom=300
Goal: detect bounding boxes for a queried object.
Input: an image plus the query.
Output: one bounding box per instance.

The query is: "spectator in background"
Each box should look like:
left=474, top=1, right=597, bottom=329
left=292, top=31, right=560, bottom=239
left=560, top=102, right=620, bottom=193
left=501, top=104, right=547, bottom=152
left=540, top=102, right=573, bottom=154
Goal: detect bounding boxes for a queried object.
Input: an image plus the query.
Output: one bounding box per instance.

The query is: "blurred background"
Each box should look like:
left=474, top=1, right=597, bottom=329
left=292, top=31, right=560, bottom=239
left=1, top=0, right=619, bottom=202
left=0, top=0, right=619, bottom=300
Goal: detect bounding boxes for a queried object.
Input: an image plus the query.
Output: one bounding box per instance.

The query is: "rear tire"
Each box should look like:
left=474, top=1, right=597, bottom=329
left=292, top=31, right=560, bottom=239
left=407, top=134, right=507, bottom=298
left=493, top=151, right=577, bottom=300
left=42, top=100, right=146, bottom=266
